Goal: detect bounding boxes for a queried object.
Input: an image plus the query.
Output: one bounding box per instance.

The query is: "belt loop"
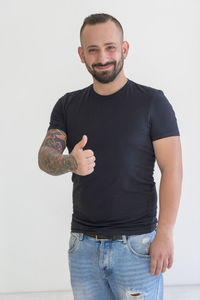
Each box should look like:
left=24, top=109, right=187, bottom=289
left=122, top=235, right=127, bottom=244
left=78, top=233, right=84, bottom=240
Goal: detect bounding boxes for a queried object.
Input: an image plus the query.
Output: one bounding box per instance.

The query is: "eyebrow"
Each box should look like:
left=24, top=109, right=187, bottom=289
left=87, top=42, right=116, bottom=49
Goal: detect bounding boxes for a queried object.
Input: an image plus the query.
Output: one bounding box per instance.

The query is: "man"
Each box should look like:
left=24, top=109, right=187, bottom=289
left=38, top=13, right=182, bottom=300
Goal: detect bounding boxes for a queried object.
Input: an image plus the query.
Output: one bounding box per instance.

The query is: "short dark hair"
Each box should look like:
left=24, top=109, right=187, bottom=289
left=80, top=13, right=124, bottom=44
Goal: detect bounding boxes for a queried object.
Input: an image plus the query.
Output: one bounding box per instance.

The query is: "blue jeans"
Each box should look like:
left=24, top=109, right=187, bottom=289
left=68, top=230, right=163, bottom=300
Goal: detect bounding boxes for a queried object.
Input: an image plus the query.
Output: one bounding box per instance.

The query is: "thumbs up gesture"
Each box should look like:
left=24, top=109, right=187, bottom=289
left=70, top=135, right=96, bottom=176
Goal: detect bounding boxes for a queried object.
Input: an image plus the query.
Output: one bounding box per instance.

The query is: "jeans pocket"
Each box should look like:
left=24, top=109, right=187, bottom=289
left=68, top=232, right=80, bottom=254
left=127, top=230, right=156, bottom=258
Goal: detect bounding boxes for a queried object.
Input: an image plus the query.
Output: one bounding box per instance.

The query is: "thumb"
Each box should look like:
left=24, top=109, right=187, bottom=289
left=77, top=135, right=88, bottom=150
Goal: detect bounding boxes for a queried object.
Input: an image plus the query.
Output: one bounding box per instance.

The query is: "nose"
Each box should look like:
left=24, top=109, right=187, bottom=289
left=96, top=49, right=110, bottom=66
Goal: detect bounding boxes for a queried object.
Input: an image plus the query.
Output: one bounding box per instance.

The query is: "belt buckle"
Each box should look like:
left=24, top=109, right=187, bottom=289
left=95, top=234, right=111, bottom=241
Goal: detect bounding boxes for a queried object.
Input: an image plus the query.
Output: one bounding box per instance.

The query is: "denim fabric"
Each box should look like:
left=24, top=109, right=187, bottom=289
left=68, top=230, right=163, bottom=300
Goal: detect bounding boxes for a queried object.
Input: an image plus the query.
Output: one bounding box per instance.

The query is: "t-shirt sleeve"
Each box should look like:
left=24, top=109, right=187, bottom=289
left=48, top=95, right=67, bottom=134
left=149, top=90, right=180, bottom=142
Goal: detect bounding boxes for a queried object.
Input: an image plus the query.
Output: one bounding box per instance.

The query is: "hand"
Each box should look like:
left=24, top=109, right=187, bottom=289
left=70, top=135, right=96, bottom=176
left=149, top=231, right=174, bottom=276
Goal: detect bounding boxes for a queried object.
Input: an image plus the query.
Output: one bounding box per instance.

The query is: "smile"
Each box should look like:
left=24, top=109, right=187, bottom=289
left=95, top=64, right=113, bottom=70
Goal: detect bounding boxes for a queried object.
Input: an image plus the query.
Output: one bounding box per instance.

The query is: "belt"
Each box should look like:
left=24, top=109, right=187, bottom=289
left=85, top=233, right=126, bottom=241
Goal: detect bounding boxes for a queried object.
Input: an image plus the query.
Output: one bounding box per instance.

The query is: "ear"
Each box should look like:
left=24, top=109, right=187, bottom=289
left=122, top=41, right=130, bottom=59
left=78, top=46, right=85, bottom=63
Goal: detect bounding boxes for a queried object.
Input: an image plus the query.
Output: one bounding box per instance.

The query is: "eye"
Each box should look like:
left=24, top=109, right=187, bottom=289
left=108, top=46, right=115, bottom=50
left=89, top=49, right=97, bottom=52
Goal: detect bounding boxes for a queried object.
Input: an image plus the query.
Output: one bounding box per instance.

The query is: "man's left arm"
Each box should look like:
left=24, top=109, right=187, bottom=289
left=150, top=136, right=183, bottom=276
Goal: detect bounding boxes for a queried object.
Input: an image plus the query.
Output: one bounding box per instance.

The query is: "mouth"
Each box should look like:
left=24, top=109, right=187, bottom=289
left=95, top=64, right=113, bottom=70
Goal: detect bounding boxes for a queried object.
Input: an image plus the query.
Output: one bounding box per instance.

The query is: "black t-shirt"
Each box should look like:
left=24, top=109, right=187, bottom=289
left=48, top=79, right=180, bottom=235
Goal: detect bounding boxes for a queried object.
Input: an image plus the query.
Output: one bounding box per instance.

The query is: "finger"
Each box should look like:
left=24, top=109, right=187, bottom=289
left=155, top=259, right=163, bottom=276
left=167, top=255, right=174, bottom=269
left=87, top=165, right=94, bottom=171
left=150, top=258, right=157, bottom=275
left=161, top=259, right=168, bottom=273
left=86, top=164, right=94, bottom=172
left=88, top=162, right=95, bottom=168
left=89, top=156, right=96, bottom=162
left=84, top=150, right=94, bottom=157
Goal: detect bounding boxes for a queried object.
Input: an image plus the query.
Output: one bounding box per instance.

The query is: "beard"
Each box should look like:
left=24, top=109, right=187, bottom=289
left=84, top=52, right=124, bottom=84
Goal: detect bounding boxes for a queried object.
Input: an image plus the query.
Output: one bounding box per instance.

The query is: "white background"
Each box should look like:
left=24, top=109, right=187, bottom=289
left=1, top=0, right=199, bottom=294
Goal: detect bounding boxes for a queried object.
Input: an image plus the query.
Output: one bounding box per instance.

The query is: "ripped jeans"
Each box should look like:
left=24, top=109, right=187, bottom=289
left=68, top=230, right=163, bottom=300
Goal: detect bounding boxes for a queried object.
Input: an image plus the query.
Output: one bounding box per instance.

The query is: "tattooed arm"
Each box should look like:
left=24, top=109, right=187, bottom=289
left=38, top=129, right=78, bottom=176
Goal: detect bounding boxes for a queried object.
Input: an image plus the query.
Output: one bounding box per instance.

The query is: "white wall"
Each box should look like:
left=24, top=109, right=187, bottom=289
left=1, top=0, right=199, bottom=294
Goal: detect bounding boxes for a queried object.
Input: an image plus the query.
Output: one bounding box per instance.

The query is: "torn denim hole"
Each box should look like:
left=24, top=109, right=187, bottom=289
left=126, top=289, right=146, bottom=300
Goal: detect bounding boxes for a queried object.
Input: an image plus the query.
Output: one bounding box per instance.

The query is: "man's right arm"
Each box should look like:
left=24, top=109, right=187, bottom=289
left=38, top=129, right=78, bottom=176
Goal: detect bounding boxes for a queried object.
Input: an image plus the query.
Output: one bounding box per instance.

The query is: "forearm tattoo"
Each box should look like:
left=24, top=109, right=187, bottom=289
left=38, top=129, right=78, bottom=175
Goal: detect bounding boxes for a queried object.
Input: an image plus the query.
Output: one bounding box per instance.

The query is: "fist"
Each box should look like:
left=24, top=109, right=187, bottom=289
left=70, top=135, right=96, bottom=176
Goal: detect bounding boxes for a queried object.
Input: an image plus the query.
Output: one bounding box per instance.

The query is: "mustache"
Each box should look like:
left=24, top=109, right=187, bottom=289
left=92, top=61, right=116, bottom=68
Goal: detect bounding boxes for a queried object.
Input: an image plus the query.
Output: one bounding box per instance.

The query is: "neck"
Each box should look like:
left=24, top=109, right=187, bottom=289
left=92, top=71, right=128, bottom=96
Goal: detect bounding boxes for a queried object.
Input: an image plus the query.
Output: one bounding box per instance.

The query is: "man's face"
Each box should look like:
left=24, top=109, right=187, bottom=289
left=78, top=21, right=128, bottom=84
